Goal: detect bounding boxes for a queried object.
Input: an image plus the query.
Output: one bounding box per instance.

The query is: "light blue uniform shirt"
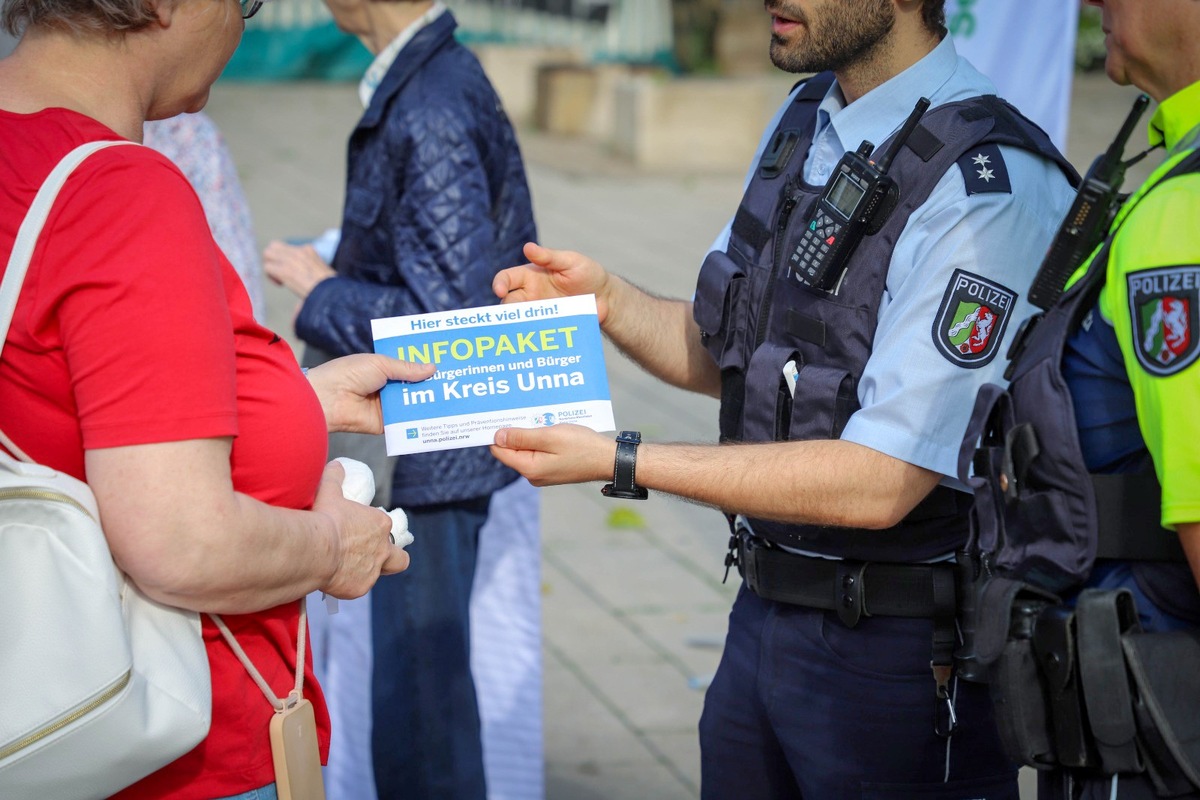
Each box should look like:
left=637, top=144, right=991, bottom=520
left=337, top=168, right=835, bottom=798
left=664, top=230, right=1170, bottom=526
left=709, top=36, right=1076, bottom=486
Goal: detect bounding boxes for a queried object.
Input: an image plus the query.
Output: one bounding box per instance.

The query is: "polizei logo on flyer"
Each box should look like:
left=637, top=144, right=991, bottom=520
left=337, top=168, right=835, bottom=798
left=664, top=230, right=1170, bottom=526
left=1128, top=266, right=1200, bottom=376
left=931, top=269, right=1016, bottom=368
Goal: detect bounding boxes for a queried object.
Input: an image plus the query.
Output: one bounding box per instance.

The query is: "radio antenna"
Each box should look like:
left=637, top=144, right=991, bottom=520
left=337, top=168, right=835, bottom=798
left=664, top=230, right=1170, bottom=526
left=875, top=97, right=931, bottom=173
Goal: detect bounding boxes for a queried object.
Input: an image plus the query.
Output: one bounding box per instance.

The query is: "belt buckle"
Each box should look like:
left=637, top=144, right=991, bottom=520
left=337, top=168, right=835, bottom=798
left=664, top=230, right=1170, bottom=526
left=834, top=561, right=868, bottom=627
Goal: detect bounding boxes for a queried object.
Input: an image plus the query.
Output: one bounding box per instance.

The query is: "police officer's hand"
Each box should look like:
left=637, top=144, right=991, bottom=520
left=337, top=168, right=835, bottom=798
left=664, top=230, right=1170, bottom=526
left=490, top=424, right=615, bottom=487
left=493, top=243, right=615, bottom=324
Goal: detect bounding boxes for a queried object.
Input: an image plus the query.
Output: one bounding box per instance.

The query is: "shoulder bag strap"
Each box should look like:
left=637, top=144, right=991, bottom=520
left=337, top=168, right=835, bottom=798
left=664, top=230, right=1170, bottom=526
left=0, top=137, right=309, bottom=698
left=0, top=139, right=137, bottom=461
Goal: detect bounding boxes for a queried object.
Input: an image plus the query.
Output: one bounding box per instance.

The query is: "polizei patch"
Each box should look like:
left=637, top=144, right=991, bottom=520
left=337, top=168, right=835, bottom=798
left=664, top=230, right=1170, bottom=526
left=1127, top=265, right=1200, bottom=376
left=931, top=269, right=1017, bottom=368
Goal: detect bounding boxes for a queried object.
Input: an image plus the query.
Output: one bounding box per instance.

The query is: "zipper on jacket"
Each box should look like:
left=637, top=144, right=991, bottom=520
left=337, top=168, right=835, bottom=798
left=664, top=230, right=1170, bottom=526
left=753, top=177, right=803, bottom=351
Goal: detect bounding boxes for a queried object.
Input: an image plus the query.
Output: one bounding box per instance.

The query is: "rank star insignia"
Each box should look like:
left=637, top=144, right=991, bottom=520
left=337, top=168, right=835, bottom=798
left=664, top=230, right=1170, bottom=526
left=956, top=143, right=1011, bottom=195
left=1127, top=266, right=1200, bottom=376
left=932, top=269, right=1017, bottom=368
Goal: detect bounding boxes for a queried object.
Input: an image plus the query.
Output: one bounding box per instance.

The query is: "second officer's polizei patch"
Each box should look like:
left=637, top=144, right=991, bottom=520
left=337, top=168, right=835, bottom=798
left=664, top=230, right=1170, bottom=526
left=1128, top=265, right=1200, bottom=376
left=931, top=269, right=1017, bottom=368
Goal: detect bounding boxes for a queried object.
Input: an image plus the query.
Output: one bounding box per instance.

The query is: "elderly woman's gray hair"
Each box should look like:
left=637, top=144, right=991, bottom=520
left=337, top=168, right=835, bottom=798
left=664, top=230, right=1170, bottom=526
left=2, top=0, right=160, bottom=36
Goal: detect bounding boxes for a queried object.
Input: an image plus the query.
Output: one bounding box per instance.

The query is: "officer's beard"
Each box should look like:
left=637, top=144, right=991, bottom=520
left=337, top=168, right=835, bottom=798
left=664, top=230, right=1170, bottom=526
left=766, top=0, right=895, bottom=75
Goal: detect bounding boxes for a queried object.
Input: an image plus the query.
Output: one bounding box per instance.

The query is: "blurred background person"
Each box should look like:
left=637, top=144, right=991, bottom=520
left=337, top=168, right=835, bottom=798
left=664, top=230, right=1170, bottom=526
left=290, top=226, right=545, bottom=800
left=262, top=1, right=542, bottom=798
left=145, top=111, right=267, bottom=321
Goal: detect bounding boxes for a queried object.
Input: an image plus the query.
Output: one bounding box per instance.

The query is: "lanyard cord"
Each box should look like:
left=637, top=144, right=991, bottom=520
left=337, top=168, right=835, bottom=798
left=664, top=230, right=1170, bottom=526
left=210, top=598, right=308, bottom=710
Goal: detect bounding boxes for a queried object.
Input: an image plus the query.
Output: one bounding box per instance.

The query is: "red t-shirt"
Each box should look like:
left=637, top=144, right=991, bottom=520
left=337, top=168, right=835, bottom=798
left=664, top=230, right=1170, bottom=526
left=0, top=108, right=332, bottom=798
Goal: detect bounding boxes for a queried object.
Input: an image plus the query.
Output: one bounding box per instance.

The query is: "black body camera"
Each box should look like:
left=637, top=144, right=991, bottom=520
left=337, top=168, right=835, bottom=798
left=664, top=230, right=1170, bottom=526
left=789, top=97, right=930, bottom=292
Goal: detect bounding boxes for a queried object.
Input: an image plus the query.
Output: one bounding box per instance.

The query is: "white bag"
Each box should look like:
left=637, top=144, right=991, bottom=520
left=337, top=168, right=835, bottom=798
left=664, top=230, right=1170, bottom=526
left=0, top=142, right=212, bottom=800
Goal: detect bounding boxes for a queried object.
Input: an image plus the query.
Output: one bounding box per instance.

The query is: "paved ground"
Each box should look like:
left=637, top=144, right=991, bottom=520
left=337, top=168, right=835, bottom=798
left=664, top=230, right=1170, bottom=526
left=204, top=70, right=1150, bottom=800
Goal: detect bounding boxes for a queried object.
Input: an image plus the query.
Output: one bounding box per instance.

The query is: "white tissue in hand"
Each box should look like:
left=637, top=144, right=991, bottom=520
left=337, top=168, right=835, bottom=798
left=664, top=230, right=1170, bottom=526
left=334, top=457, right=375, bottom=505
left=334, top=457, right=413, bottom=548
left=386, top=508, right=414, bottom=549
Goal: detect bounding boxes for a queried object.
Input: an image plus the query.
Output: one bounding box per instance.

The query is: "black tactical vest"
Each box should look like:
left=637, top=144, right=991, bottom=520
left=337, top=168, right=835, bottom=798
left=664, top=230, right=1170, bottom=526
left=693, top=73, right=1077, bottom=563
left=961, top=150, right=1200, bottom=595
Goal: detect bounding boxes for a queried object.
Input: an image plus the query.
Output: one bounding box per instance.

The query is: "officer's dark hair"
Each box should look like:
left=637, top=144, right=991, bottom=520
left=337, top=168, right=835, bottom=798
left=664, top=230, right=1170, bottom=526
left=922, top=0, right=947, bottom=39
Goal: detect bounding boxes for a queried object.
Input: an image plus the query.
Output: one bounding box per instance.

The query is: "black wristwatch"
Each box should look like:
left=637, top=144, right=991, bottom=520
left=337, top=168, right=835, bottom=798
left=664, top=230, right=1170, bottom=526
left=601, top=431, right=648, bottom=500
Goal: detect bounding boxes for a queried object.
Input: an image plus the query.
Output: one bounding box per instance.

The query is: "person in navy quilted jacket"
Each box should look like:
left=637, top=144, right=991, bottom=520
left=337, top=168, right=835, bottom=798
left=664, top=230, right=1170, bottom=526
left=263, top=3, right=537, bottom=798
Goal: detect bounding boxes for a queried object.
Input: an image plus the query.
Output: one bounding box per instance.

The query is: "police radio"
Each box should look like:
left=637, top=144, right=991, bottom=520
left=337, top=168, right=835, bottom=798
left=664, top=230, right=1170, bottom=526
left=1026, top=93, right=1152, bottom=309
left=790, top=97, right=931, bottom=292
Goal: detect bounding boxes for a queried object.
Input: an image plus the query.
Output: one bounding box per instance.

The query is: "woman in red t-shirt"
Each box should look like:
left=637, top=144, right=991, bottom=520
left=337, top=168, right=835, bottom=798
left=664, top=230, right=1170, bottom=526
left=0, top=0, right=432, bottom=797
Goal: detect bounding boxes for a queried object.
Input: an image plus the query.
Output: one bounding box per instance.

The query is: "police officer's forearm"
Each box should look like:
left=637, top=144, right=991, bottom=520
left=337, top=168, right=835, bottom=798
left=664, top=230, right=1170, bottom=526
left=601, top=275, right=721, bottom=398
left=635, top=438, right=943, bottom=529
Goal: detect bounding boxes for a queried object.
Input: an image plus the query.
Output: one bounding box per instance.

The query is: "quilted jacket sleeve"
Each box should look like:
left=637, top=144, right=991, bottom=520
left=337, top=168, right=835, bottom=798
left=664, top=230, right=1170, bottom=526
left=295, top=104, right=503, bottom=356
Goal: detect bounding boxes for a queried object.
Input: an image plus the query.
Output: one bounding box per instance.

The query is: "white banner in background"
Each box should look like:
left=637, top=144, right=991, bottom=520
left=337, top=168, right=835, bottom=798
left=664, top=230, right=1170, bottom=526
left=949, top=0, right=1080, bottom=152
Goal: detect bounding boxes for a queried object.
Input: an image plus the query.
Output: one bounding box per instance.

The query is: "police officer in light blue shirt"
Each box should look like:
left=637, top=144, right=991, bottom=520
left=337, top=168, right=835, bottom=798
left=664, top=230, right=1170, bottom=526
left=711, top=35, right=1077, bottom=489
left=489, top=1, right=1078, bottom=797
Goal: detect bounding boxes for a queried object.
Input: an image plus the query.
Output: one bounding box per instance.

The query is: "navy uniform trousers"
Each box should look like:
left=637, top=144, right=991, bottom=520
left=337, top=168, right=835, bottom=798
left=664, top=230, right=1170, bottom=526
left=699, top=585, right=1019, bottom=799
left=1041, top=772, right=1200, bottom=800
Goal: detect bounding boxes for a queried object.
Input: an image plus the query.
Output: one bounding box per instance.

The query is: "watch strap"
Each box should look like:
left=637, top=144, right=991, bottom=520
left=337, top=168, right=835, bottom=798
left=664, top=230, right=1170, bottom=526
left=601, top=431, right=647, bottom=500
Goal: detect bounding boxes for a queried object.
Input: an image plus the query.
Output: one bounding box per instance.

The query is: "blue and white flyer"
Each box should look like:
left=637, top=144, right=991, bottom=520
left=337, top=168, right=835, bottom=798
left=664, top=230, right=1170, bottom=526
left=372, top=295, right=616, bottom=455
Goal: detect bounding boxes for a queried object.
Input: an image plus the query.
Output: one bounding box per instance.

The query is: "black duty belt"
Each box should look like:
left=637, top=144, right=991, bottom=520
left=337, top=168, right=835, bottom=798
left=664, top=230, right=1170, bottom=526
left=734, top=530, right=961, bottom=735
left=736, top=533, right=957, bottom=628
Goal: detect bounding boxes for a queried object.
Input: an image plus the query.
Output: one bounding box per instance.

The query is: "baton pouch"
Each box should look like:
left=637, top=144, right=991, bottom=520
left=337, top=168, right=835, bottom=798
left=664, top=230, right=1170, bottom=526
left=984, top=577, right=1060, bottom=769
left=1032, top=604, right=1095, bottom=768
left=1076, top=589, right=1142, bottom=774
left=1121, top=629, right=1200, bottom=797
